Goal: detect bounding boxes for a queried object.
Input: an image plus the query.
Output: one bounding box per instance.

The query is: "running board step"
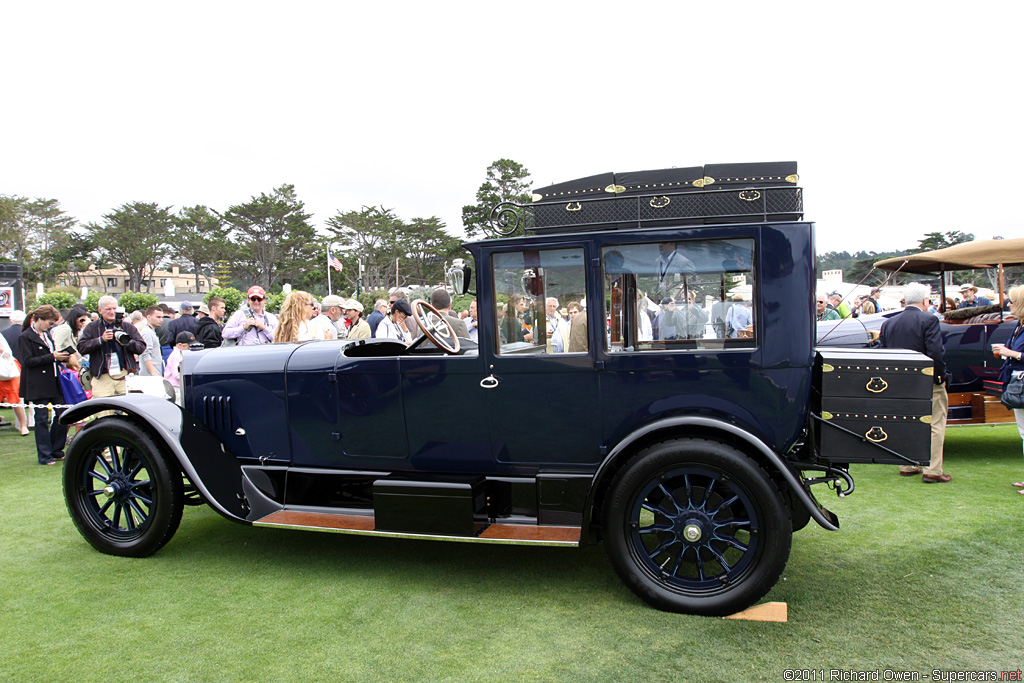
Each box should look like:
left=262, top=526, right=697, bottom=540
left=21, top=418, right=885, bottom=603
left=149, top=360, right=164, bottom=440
left=253, top=510, right=581, bottom=547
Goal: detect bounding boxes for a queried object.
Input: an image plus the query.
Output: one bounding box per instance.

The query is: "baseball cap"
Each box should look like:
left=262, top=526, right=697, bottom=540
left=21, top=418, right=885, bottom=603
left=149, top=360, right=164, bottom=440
left=175, top=331, right=196, bottom=344
left=247, top=286, right=266, bottom=299
left=321, top=294, right=346, bottom=308
left=391, top=299, right=413, bottom=316
left=180, top=301, right=193, bottom=311
left=346, top=299, right=364, bottom=313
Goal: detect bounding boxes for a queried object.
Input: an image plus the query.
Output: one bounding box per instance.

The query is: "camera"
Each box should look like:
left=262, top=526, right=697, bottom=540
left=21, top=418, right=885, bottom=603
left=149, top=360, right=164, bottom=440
left=114, top=306, right=125, bottom=325
left=114, top=330, right=131, bottom=346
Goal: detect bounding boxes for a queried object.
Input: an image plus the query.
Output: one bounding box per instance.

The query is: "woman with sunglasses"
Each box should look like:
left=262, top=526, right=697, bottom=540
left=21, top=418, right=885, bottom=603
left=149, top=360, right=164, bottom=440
left=223, top=286, right=278, bottom=346
left=273, top=291, right=318, bottom=343
left=18, top=305, right=71, bottom=465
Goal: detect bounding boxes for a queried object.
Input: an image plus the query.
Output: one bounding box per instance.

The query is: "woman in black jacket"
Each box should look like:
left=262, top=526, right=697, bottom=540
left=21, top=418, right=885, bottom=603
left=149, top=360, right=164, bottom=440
left=18, top=305, right=72, bottom=465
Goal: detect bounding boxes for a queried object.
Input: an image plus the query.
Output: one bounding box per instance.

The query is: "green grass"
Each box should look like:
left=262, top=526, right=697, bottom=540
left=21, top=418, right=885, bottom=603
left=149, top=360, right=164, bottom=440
left=1, top=422, right=1022, bottom=682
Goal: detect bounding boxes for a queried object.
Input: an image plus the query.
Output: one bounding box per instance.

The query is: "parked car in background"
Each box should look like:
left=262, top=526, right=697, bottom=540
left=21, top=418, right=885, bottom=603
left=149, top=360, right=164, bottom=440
left=819, top=239, right=1024, bottom=421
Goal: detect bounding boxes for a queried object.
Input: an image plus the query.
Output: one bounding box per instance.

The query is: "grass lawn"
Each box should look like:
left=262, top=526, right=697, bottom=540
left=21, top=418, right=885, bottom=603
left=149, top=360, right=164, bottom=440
left=1, top=421, right=1022, bottom=682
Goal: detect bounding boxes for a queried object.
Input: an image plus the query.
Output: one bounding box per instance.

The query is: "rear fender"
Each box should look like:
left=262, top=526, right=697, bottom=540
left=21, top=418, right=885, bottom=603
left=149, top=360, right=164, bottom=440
left=61, top=395, right=259, bottom=522
left=583, top=415, right=840, bottom=539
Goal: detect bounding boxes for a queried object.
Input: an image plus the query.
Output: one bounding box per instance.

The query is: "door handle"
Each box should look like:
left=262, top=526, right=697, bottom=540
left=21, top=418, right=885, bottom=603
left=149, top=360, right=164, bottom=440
left=480, top=375, right=500, bottom=389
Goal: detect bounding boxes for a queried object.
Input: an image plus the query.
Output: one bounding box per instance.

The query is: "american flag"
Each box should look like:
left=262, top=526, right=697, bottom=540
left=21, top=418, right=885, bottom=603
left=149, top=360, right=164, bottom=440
left=328, top=252, right=343, bottom=272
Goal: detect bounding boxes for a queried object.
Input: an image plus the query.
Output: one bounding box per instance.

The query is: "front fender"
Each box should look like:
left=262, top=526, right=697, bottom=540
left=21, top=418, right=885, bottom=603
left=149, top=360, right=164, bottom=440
left=61, top=395, right=251, bottom=522
left=582, top=415, right=840, bottom=538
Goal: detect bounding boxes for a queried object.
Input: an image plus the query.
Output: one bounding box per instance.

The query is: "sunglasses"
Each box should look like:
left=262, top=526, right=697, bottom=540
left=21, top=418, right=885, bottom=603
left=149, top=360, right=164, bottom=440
left=249, top=297, right=265, bottom=302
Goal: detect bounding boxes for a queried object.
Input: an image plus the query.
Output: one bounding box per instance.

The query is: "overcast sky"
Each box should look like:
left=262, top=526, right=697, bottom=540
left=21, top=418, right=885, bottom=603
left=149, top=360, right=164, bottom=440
left=3, top=2, right=1021, bottom=258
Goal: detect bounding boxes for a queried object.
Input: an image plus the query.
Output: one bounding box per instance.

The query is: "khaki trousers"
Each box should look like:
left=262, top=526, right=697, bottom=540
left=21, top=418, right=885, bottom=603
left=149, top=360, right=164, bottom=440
left=91, top=372, right=127, bottom=398
left=901, top=382, right=947, bottom=476
left=90, top=372, right=127, bottom=419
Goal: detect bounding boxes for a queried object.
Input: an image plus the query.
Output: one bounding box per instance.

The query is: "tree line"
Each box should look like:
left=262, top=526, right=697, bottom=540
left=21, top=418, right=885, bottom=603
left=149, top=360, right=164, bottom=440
left=0, top=159, right=534, bottom=297
left=818, top=231, right=1023, bottom=290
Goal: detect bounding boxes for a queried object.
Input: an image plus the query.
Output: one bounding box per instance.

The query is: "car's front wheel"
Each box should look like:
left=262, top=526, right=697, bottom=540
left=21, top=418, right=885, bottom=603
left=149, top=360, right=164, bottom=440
left=603, top=438, right=791, bottom=615
left=63, top=418, right=183, bottom=557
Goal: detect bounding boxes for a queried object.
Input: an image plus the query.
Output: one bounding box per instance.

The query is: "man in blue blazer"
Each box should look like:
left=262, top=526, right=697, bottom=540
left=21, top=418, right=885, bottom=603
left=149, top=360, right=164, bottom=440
left=880, top=283, right=952, bottom=483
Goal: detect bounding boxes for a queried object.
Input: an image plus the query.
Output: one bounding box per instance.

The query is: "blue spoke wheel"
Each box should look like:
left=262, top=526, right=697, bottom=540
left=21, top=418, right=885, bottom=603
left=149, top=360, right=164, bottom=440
left=63, top=418, right=183, bottom=557
left=603, top=438, right=791, bottom=615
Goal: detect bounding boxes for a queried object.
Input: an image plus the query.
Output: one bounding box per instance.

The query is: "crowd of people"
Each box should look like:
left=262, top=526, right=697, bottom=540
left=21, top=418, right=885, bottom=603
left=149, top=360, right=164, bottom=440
left=817, top=283, right=1007, bottom=323
left=0, top=285, right=386, bottom=465
left=3, top=278, right=1022, bottom=493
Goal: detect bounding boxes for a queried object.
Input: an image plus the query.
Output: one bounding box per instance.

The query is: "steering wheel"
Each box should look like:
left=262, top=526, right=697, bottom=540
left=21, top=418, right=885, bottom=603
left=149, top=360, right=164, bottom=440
left=410, top=300, right=461, bottom=355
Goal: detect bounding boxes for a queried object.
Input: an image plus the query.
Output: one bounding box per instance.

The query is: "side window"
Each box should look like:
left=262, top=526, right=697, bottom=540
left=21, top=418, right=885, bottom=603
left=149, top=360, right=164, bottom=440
left=603, top=239, right=756, bottom=352
left=492, top=248, right=587, bottom=355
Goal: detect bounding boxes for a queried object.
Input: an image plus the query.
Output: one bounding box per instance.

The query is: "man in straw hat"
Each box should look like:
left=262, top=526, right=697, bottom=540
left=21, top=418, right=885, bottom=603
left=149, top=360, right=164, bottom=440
left=956, top=284, right=992, bottom=309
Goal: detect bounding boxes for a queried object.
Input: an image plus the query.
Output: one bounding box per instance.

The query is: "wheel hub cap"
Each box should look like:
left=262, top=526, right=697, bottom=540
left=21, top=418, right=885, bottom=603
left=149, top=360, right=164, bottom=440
left=682, top=523, right=702, bottom=542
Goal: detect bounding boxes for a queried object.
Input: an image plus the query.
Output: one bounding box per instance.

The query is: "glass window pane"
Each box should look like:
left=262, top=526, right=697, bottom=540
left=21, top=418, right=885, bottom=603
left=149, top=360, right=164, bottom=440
left=492, top=248, right=587, bottom=355
left=602, top=239, right=756, bottom=352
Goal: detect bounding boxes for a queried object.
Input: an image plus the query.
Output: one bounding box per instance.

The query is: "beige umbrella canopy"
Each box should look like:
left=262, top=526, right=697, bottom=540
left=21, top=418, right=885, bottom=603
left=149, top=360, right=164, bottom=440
left=874, top=238, right=1024, bottom=273
left=875, top=237, right=1024, bottom=309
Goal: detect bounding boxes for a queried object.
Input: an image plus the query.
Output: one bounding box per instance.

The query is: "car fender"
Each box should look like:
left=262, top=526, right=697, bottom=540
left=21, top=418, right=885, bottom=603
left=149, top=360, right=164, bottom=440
left=583, top=415, right=839, bottom=537
left=60, top=395, right=253, bottom=522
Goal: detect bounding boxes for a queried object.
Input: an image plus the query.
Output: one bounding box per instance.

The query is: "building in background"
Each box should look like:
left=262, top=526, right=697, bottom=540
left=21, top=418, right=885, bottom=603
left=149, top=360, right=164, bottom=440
left=58, top=264, right=216, bottom=296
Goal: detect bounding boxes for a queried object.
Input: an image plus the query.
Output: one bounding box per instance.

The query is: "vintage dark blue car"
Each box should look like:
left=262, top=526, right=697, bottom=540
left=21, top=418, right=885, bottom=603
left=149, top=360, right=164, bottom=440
left=60, top=164, right=931, bottom=616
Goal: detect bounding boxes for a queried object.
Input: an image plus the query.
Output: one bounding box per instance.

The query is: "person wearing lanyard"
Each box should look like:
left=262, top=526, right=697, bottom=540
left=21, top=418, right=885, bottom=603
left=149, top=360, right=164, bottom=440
left=78, top=295, right=147, bottom=400
left=17, top=305, right=72, bottom=465
left=656, top=242, right=696, bottom=296
left=222, top=286, right=279, bottom=346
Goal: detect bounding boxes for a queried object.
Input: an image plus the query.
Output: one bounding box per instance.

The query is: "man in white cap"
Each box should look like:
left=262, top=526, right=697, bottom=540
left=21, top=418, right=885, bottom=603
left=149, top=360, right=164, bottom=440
left=344, top=299, right=371, bottom=339
left=957, top=284, right=992, bottom=309
left=320, top=294, right=348, bottom=339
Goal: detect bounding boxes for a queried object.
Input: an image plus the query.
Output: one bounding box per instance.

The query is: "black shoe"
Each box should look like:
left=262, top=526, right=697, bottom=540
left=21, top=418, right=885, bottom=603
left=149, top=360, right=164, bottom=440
left=53, top=453, right=66, bottom=461
left=0, top=419, right=12, bottom=427
left=39, top=458, right=57, bottom=466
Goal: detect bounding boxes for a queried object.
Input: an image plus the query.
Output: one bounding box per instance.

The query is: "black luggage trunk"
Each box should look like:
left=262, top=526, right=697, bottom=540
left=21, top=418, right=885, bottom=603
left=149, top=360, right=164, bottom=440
left=525, top=162, right=801, bottom=234
left=813, top=348, right=935, bottom=465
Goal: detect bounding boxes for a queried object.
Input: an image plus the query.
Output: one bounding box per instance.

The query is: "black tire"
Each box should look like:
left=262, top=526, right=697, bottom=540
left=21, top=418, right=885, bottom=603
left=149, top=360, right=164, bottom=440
left=602, top=438, right=792, bottom=616
left=63, top=418, right=184, bottom=557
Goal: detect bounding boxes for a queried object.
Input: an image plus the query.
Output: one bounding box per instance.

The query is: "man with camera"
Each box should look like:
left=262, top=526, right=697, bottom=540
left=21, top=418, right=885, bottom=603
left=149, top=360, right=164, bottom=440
left=222, top=286, right=278, bottom=346
left=78, top=295, right=147, bottom=398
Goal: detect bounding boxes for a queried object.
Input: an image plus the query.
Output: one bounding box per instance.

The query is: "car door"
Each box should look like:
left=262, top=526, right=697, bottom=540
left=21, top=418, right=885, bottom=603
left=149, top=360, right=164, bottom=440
left=481, top=244, right=603, bottom=465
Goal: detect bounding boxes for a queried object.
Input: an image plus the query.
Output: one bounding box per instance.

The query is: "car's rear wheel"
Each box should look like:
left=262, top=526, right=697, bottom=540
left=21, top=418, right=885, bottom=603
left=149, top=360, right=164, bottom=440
left=63, top=418, right=183, bottom=557
left=603, top=438, right=791, bottom=615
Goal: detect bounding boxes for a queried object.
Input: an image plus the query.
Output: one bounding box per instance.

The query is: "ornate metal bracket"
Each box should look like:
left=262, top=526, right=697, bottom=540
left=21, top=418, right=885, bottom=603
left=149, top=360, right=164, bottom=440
left=488, top=201, right=525, bottom=237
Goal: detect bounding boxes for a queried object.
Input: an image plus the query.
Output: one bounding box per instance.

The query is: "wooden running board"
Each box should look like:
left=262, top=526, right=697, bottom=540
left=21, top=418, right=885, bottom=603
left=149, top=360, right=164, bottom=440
left=253, top=510, right=581, bottom=547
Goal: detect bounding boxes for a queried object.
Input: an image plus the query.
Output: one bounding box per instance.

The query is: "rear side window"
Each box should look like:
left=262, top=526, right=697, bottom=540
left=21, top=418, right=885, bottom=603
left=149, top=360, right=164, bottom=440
left=492, top=248, right=587, bottom=355
left=603, top=238, right=756, bottom=352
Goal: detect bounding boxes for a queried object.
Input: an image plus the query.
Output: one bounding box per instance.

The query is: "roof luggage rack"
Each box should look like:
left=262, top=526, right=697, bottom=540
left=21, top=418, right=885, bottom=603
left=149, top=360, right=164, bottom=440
left=488, top=162, right=803, bottom=237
